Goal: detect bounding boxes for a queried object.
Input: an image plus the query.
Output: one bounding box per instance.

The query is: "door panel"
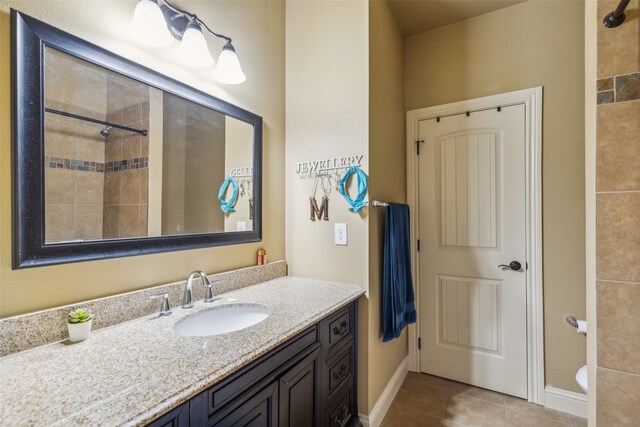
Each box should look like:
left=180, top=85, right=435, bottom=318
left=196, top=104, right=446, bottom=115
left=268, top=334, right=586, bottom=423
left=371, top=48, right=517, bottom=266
left=439, top=132, right=499, bottom=248
left=419, top=105, right=527, bottom=398
left=209, top=381, right=279, bottom=427
left=439, top=275, right=500, bottom=352
left=279, top=348, right=320, bottom=427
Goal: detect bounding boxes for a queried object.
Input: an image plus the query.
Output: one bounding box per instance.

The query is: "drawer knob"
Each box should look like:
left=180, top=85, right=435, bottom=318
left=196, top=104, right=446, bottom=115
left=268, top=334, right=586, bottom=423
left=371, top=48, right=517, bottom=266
left=333, top=406, right=349, bottom=426
left=332, top=321, right=347, bottom=336
left=332, top=364, right=348, bottom=381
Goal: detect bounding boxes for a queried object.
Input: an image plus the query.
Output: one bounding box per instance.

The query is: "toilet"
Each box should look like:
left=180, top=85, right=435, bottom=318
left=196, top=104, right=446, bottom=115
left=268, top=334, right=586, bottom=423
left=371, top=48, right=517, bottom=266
left=566, top=316, right=588, bottom=394
left=576, top=365, right=588, bottom=394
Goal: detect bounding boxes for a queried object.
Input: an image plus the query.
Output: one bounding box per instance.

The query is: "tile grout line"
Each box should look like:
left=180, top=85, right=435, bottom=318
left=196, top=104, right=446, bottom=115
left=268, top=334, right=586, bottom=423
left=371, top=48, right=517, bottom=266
left=504, top=396, right=507, bottom=427
left=601, top=71, right=640, bottom=79
left=504, top=404, right=571, bottom=425
left=597, top=366, right=640, bottom=377
left=456, top=390, right=506, bottom=408
left=595, top=190, right=640, bottom=194
left=596, top=278, right=640, bottom=285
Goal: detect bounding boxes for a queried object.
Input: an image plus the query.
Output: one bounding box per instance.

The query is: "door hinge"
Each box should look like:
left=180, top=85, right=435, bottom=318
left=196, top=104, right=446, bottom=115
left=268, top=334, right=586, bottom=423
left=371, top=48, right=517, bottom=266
left=415, top=140, right=424, bottom=155
left=417, top=239, right=420, bottom=251
left=418, top=337, right=422, bottom=350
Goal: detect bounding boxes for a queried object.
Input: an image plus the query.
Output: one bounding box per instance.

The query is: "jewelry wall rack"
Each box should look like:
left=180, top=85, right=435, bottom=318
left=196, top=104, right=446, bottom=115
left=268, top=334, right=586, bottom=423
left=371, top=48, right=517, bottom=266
left=294, top=154, right=364, bottom=177
left=294, top=154, right=367, bottom=221
left=228, top=167, right=253, bottom=178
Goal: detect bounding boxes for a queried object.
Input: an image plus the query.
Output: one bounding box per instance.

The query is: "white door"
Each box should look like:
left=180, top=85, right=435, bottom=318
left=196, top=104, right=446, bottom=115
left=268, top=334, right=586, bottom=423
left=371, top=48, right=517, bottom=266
left=418, top=104, right=528, bottom=398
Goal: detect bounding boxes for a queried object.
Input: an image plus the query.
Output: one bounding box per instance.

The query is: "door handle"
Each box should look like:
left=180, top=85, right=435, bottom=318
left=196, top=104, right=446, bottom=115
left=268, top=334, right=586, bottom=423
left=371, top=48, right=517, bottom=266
left=498, top=261, right=522, bottom=271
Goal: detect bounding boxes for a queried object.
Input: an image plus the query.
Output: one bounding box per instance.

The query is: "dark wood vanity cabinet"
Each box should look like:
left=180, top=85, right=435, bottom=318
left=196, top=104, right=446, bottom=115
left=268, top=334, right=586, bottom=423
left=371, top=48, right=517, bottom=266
left=147, top=301, right=359, bottom=427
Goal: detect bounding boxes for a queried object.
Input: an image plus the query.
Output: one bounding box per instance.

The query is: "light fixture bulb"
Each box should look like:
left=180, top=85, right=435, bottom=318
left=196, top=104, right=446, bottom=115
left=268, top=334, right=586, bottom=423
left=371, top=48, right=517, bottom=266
left=213, top=42, right=246, bottom=85
left=178, top=20, right=215, bottom=68
left=129, top=0, right=174, bottom=47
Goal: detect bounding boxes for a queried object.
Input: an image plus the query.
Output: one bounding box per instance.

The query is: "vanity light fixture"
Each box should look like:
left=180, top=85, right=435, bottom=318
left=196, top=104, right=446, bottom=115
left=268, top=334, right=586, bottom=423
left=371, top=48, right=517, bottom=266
left=128, top=0, right=175, bottom=47
left=178, top=18, right=214, bottom=68
left=129, top=0, right=246, bottom=84
left=212, top=41, right=247, bottom=85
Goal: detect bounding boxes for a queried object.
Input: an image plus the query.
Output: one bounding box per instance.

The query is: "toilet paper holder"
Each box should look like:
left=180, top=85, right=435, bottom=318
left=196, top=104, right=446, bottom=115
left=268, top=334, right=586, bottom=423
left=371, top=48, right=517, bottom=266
left=565, top=315, right=579, bottom=328
left=566, top=315, right=587, bottom=335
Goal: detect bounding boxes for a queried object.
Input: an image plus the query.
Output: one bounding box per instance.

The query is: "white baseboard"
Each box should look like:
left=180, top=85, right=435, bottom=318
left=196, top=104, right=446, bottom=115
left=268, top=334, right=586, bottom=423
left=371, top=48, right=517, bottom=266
left=544, top=386, right=588, bottom=418
left=359, top=356, right=408, bottom=427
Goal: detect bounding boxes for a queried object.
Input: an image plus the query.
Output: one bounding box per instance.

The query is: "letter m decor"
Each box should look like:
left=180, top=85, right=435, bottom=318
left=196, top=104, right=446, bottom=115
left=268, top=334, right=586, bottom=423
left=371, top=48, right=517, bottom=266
left=309, top=196, right=329, bottom=221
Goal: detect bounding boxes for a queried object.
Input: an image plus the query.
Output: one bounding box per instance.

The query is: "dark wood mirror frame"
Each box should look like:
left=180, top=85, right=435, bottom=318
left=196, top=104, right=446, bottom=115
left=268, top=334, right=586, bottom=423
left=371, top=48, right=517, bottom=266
left=11, top=11, right=263, bottom=269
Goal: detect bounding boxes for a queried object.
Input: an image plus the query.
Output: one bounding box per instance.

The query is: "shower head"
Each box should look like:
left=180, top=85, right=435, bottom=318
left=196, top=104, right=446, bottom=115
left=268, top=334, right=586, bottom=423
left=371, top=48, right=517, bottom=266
left=100, top=126, right=112, bottom=138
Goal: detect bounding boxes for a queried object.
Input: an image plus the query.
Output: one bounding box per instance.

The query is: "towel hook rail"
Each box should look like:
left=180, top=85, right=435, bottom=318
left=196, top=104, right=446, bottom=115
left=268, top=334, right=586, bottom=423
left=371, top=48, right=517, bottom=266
left=371, top=200, right=389, bottom=207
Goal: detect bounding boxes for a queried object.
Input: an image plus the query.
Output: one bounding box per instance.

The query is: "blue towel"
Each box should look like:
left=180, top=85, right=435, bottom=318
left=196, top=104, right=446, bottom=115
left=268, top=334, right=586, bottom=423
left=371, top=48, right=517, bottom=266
left=382, top=203, right=417, bottom=342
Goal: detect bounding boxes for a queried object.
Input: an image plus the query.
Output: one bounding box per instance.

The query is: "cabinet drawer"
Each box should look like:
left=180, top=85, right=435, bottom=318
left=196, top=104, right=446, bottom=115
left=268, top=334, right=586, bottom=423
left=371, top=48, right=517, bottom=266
left=205, top=326, right=319, bottom=415
left=326, top=383, right=354, bottom=427
left=322, top=304, right=355, bottom=363
left=327, top=309, right=351, bottom=347
left=327, top=344, right=353, bottom=398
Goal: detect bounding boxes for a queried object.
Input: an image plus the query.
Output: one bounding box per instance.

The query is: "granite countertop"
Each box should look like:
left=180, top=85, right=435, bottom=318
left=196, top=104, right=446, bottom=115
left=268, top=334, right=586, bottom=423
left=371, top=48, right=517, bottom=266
left=0, top=276, right=365, bottom=426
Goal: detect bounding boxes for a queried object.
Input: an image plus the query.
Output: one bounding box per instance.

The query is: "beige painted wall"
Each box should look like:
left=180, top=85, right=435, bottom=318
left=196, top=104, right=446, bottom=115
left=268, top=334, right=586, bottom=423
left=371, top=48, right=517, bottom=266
left=285, top=0, right=369, bottom=287
left=286, top=0, right=410, bottom=414
left=367, top=0, right=408, bottom=413
left=404, top=0, right=586, bottom=393
left=0, top=0, right=285, bottom=317
left=285, top=0, right=371, bottom=412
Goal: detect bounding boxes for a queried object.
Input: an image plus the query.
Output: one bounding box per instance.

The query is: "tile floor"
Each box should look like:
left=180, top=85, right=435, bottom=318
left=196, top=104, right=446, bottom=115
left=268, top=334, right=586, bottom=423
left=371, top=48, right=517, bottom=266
left=381, top=372, right=588, bottom=427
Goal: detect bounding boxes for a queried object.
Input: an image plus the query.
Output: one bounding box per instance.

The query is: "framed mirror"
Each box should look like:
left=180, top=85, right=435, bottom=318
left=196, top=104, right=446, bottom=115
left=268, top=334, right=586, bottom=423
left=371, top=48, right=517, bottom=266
left=12, top=11, right=262, bottom=269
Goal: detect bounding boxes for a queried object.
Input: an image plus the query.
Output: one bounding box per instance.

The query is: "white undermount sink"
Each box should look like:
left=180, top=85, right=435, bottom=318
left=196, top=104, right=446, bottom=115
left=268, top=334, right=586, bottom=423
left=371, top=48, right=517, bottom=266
left=173, top=304, right=270, bottom=337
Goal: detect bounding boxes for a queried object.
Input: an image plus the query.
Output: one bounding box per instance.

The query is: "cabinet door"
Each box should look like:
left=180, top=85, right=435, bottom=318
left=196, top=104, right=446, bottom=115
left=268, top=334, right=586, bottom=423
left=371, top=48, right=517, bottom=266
left=279, top=347, right=321, bottom=427
left=209, top=381, right=279, bottom=427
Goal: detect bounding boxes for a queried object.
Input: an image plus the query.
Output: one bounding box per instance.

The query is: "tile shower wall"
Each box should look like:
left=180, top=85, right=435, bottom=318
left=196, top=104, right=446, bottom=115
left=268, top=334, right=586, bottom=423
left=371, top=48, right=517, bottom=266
left=595, top=1, right=640, bottom=425
left=103, top=100, right=150, bottom=238
left=44, top=104, right=106, bottom=242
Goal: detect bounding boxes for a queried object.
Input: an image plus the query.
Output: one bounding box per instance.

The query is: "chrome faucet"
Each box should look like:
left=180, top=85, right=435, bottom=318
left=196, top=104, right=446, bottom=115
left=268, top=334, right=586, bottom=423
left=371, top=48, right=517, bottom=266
left=182, top=270, right=217, bottom=308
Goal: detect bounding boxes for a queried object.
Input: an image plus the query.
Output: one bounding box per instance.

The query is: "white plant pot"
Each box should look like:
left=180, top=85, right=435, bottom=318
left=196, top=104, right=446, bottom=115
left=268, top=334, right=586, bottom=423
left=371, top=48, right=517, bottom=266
left=67, top=319, right=92, bottom=343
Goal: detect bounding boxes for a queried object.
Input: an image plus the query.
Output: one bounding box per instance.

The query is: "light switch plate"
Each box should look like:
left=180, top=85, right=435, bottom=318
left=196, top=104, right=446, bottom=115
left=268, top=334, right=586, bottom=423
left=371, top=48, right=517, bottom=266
left=237, top=221, right=246, bottom=231
left=335, top=223, right=347, bottom=245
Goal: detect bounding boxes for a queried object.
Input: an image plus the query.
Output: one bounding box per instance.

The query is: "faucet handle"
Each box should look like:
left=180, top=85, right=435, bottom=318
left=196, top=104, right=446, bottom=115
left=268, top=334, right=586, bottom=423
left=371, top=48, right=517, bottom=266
left=150, top=293, right=172, bottom=316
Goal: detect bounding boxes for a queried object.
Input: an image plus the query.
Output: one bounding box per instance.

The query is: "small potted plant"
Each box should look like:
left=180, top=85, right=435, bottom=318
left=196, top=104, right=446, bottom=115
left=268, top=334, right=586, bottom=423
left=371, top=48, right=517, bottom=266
left=67, top=308, right=93, bottom=342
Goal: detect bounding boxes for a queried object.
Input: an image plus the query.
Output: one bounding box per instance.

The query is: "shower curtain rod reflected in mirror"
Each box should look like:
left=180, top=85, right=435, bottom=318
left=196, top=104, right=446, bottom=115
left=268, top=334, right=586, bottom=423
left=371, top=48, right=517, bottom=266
left=44, top=107, right=149, bottom=136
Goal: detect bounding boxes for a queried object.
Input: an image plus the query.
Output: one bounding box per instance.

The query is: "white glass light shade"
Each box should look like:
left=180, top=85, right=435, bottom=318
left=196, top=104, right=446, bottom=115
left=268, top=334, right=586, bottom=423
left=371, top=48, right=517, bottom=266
left=129, top=0, right=174, bottom=47
left=178, top=23, right=215, bottom=68
left=213, top=43, right=246, bottom=84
